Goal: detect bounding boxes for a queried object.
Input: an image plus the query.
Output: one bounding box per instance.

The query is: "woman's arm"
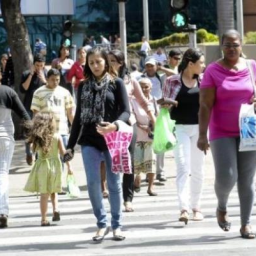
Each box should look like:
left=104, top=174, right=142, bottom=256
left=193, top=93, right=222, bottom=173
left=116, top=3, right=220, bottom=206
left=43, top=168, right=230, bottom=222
left=11, top=91, right=30, bottom=120
left=197, top=87, right=216, bottom=154
left=58, top=137, right=73, bottom=174
left=67, top=84, right=83, bottom=150
left=132, top=78, right=155, bottom=123
left=115, top=78, right=130, bottom=122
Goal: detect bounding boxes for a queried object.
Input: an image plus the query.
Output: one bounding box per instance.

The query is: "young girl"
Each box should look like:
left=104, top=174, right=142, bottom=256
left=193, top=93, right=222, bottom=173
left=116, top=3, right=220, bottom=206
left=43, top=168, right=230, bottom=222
left=131, top=77, right=158, bottom=196
left=24, top=112, right=72, bottom=226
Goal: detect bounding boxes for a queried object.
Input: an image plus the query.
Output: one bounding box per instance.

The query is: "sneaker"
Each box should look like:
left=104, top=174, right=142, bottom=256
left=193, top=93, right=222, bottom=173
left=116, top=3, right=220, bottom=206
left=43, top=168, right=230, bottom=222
left=52, top=211, right=60, bottom=221
left=0, top=214, right=8, bottom=228
left=156, top=174, right=167, bottom=182
left=26, top=155, right=33, bottom=166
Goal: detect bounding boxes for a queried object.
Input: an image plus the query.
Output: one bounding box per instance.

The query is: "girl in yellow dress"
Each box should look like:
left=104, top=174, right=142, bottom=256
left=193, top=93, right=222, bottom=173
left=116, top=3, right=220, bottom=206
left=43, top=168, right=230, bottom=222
left=24, top=112, right=72, bottom=226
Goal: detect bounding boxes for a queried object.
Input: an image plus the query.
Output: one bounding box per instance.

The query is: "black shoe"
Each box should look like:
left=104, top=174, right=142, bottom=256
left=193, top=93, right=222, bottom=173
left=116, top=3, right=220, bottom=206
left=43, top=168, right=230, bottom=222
left=0, top=214, right=8, bottom=228
left=156, top=174, right=167, bottom=182
left=26, top=155, right=33, bottom=166
left=52, top=211, right=60, bottom=221
left=58, top=191, right=67, bottom=195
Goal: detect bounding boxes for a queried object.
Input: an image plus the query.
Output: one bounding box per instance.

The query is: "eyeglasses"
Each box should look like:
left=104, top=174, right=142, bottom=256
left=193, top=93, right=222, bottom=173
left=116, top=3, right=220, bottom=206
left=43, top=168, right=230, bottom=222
left=222, top=44, right=241, bottom=49
left=172, top=56, right=181, bottom=60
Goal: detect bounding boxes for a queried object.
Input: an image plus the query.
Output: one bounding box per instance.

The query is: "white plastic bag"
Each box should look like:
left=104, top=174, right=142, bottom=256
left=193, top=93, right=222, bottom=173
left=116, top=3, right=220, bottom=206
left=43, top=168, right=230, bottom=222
left=239, top=103, right=256, bottom=151
left=66, top=174, right=81, bottom=198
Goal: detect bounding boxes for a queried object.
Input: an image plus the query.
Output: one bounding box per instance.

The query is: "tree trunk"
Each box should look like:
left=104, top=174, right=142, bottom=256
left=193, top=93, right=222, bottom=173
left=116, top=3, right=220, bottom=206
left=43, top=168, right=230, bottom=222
left=1, top=0, right=33, bottom=139
left=216, top=0, right=235, bottom=42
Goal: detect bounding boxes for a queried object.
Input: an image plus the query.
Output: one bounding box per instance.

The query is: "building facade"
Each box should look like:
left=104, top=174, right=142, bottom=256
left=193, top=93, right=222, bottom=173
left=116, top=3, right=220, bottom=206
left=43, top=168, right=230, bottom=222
left=0, top=0, right=218, bottom=61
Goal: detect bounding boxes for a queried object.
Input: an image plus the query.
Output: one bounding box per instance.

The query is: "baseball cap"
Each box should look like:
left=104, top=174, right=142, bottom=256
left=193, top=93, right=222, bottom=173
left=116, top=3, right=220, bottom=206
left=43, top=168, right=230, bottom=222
left=145, top=56, right=156, bottom=66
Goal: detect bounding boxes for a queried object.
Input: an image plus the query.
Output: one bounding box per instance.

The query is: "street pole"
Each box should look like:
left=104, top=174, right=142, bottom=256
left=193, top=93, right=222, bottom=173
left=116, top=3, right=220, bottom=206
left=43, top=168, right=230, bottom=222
left=117, top=0, right=127, bottom=63
left=188, top=24, right=197, bottom=48
left=142, top=0, right=149, bottom=40
left=236, top=0, right=244, bottom=42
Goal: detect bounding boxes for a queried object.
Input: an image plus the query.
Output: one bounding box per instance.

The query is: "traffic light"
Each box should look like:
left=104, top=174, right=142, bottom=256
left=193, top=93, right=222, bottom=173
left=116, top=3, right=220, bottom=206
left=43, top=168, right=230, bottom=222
left=62, top=20, right=73, bottom=46
left=170, top=0, right=189, bottom=30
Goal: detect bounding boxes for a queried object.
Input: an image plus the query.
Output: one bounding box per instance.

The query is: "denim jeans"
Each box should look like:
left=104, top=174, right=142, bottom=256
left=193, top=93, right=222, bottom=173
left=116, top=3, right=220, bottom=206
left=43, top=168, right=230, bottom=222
left=81, top=145, right=122, bottom=230
left=0, top=137, right=15, bottom=215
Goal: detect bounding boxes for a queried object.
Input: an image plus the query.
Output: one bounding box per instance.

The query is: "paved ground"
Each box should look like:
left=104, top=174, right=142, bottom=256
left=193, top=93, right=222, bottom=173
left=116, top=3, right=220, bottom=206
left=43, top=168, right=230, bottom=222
left=1, top=140, right=255, bottom=256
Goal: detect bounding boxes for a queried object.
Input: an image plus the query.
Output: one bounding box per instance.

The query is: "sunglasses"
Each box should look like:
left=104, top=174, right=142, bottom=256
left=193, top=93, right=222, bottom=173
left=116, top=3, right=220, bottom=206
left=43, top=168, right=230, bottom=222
left=222, top=44, right=240, bottom=49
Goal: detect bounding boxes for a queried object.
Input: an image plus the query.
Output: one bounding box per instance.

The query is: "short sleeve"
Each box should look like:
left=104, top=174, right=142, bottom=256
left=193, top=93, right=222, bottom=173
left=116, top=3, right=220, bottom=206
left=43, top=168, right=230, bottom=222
left=30, top=89, right=42, bottom=112
left=65, top=91, right=75, bottom=110
left=200, top=64, right=216, bottom=89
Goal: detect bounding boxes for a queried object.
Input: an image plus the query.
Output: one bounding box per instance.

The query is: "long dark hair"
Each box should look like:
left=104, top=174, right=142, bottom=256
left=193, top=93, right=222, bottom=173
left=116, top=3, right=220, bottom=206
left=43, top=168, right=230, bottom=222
left=84, top=46, right=112, bottom=80
left=108, top=49, right=129, bottom=79
left=58, top=45, right=70, bottom=58
left=178, top=48, right=204, bottom=73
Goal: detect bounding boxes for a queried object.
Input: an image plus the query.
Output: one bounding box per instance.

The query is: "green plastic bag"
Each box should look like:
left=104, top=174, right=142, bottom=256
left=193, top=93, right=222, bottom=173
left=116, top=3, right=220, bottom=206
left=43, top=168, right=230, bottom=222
left=67, top=174, right=81, bottom=198
left=153, top=108, right=176, bottom=154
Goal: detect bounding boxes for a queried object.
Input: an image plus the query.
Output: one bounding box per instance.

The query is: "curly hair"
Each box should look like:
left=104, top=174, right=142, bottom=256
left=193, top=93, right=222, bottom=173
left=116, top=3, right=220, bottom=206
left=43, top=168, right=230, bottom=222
left=25, top=112, right=56, bottom=155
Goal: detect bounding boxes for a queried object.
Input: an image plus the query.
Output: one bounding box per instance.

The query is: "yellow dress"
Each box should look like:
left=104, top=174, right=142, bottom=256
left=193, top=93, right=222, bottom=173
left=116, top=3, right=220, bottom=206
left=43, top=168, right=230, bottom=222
left=24, top=134, right=62, bottom=194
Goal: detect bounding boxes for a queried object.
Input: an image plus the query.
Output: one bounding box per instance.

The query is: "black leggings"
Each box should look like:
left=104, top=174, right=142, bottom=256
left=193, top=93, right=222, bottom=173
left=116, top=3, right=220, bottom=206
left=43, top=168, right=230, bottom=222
left=123, top=124, right=137, bottom=203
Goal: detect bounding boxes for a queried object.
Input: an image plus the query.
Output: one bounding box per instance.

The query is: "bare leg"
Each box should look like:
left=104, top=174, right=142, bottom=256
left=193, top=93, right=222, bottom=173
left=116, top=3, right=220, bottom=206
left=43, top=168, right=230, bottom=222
left=147, top=173, right=157, bottom=196
left=50, top=193, right=59, bottom=213
left=40, top=193, right=50, bottom=221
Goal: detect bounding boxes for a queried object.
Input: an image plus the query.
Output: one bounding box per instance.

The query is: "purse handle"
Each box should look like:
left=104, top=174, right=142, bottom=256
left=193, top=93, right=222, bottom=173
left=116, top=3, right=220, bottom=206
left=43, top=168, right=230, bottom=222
left=247, top=59, right=256, bottom=97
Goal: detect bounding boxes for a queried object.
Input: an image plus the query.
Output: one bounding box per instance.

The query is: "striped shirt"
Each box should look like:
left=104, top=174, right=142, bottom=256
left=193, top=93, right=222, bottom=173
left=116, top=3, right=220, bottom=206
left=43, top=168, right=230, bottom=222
left=31, top=85, right=75, bottom=135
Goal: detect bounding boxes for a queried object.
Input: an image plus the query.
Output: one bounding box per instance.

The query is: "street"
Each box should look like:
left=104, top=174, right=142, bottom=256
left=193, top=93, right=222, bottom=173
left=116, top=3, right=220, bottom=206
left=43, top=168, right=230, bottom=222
left=1, top=140, right=256, bottom=256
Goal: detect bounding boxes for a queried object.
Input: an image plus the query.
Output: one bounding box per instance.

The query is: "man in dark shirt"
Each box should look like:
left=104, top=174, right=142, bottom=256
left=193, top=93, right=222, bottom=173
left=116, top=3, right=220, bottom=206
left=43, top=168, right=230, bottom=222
left=20, top=54, right=47, bottom=165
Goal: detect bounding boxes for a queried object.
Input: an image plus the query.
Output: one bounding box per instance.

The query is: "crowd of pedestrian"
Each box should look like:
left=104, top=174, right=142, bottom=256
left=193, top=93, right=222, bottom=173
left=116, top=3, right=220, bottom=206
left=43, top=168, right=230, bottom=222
left=0, top=29, right=256, bottom=242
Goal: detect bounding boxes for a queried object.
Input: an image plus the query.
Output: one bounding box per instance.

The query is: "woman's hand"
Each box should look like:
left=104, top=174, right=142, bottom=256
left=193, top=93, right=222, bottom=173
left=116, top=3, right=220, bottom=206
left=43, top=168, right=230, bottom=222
left=96, top=122, right=117, bottom=135
left=63, top=149, right=74, bottom=162
left=160, top=103, right=172, bottom=109
left=250, top=95, right=256, bottom=106
left=197, top=135, right=209, bottom=155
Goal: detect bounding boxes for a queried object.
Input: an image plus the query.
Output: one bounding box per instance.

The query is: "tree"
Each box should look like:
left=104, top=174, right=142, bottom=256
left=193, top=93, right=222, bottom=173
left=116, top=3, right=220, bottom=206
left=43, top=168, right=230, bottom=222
left=216, top=0, right=235, bottom=42
left=1, top=0, right=33, bottom=139
left=1, top=0, right=33, bottom=92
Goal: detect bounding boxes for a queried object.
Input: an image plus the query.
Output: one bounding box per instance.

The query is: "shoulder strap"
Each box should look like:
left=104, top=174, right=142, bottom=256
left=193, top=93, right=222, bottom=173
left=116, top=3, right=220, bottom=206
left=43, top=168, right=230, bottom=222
left=247, top=60, right=256, bottom=97
left=152, top=97, right=158, bottom=116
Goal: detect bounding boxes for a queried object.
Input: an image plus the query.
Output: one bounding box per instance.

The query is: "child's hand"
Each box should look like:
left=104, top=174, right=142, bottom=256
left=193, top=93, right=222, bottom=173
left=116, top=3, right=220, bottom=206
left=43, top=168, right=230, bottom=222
left=68, top=168, right=73, bottom=175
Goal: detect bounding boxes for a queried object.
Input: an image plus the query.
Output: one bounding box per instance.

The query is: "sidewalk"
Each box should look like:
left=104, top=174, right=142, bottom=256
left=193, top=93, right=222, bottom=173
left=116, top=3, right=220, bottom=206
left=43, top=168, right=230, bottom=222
left=9, top=140, right=215, bottom=197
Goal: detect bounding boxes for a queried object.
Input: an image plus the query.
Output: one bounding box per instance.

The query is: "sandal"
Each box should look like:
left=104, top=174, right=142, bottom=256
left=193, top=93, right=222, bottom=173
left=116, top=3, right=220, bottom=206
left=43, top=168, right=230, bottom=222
left=240, top=225, right=255, bottom=239
left=134, top=186, right=140, bottom=193
left=216, top=209, right=231, bottom=231
left=92, top=227, right=110, bottom=242
left=113, top=228, right=125, bottom=241
left=124, top=202, right=134, bottom=212
left=41, top=220, right=50, bottom=226
left=192, top=210, right=204, bottom=221
left=102, top=190, right=109, bottom=199
left=147, top=190, right=158, bottom=196
left=179, top=210, right=189, bottom=225
left=0, top=214, right=8, bottom=228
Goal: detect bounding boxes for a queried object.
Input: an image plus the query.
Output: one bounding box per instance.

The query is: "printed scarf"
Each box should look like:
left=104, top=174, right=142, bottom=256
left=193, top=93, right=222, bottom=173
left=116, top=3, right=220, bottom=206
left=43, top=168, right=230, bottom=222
left=80, top=73, right=113, bottom=124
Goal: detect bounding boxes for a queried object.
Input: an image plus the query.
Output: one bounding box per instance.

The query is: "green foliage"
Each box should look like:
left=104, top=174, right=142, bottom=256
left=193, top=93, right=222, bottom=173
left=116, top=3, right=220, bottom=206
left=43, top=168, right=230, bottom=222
left=244, top=32, right=256, bottom=44
left=128, top=29, right=218, bottom=50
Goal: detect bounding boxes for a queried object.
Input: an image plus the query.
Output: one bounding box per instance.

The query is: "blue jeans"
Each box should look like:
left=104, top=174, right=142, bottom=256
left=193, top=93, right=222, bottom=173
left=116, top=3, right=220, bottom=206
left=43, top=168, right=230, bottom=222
left=81, top=146, right=122, bottom=230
